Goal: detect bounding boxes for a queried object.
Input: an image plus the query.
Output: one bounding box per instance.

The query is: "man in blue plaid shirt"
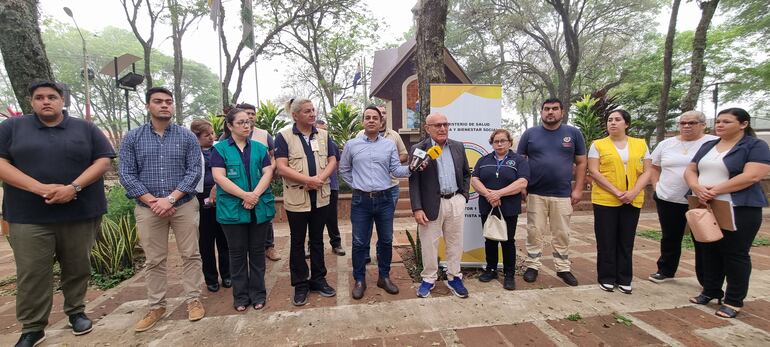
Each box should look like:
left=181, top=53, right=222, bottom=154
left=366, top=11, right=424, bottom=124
left=118, top=87, right=205, bottom=332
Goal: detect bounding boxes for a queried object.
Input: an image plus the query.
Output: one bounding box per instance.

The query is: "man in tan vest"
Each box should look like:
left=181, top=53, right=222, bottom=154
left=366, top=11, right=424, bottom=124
left=237, top=102, right=281, bottom=261
left=275, top=98, right=339, bottom=306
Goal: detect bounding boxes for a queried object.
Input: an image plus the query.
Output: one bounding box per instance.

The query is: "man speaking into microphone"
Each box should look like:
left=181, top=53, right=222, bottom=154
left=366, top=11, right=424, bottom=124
left=409, top=113, right=471, bottom=299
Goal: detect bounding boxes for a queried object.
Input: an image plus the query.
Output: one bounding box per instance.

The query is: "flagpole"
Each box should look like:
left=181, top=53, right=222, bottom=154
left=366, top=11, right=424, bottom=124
left=218, top=27, right=224, bottom=113
left=251, top=0, right=260, bottom=105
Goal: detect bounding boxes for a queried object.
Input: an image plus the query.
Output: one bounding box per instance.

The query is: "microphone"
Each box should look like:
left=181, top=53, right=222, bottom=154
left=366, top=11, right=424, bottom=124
left=410, top=145, right=443, bottom=172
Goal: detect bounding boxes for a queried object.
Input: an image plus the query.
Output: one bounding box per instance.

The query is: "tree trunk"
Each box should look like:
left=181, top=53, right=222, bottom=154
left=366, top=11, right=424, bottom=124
left=168, top=0, right=184, bottom=124
left=0, top=0, right=54, bottom=114
left=655, top=0, right=681, bottom=142
left=680, top=0, right=720, bottom=112
left=415, top=0, right=448, bottom=137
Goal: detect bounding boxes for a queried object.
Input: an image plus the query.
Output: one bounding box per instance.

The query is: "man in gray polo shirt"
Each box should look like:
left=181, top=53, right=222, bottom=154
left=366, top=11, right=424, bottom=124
left=0, top=80, right=115, bottom=347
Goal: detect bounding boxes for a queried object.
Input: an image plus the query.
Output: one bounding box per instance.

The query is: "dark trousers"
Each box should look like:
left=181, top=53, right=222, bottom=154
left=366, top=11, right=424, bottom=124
left=9, top=217, right=100, bottom=333
left=593, top=204, right=640, bottom=286
left=264, top=222, right=275, bottom=249
left=287, top=204, right=329, bottom=290
left=696, top=206, right=761, bottom=307
left=198, top=203, right=230, bottom=285
left=220, top=221, right=268, bottom=306
left=324, top=190, right=342, bottom=248
left=653, top=194, right=689, bottom=277
left=480, top=213, right=518, bottom=274
left=350, top=188, right=396, bottom=281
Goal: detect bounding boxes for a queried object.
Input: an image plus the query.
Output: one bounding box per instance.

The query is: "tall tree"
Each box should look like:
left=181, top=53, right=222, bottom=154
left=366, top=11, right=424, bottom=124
left=0, top=0, right=54, bottom=114
left=415, top=0, right=449, bottom=135
left=166, top=0, right=207, bottom=123
left=277, top=0, right=374, bottom=111
left=120, top=0, right=165, bottom=90
left=679, top=0, right=720, bottom=112
left=655, top=0, right=681, bottom=142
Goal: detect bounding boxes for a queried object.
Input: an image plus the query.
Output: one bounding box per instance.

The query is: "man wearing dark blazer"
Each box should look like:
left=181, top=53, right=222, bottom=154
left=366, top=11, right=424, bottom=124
left=409, top=113, right=471, bottom=298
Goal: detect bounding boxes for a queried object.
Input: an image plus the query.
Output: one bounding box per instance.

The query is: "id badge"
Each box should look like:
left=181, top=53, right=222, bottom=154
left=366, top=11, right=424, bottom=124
left=310, top=139, right=319, bottom=152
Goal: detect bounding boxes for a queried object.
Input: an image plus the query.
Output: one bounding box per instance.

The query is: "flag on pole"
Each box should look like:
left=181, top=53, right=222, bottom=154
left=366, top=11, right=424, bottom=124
left=352, top=62, right=362, bottom=91
left=208, top=0, right=221, bottom=30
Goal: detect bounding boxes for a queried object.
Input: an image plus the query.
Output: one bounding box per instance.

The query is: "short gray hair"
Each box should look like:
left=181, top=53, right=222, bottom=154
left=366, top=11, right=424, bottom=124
left=284, top=97, right=312, bottom=118
left=680, top=110, right=706, bottom=123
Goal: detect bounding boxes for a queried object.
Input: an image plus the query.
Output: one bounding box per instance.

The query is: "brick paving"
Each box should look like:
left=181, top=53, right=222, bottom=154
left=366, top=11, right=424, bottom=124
left=1, top=211, right=770, bottom=345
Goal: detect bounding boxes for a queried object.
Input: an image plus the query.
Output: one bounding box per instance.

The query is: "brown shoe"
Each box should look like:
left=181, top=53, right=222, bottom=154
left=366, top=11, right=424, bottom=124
left=187, top=299, right=205, bottom=321
left=352, top=281, right=366, bottom=300
left=266, top=247, right=281, bottom=261
left=377, top=277, right=399, bottom=295
left=134, top=307, right=166, bottom=332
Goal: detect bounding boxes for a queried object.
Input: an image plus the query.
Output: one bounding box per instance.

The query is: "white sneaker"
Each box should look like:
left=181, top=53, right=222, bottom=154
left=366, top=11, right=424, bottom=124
left=618, top=285, right=633, bottom=294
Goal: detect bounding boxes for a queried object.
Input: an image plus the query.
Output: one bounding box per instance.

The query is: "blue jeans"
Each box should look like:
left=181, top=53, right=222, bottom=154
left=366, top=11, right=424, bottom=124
left=351, top=187, right=396, bottom=281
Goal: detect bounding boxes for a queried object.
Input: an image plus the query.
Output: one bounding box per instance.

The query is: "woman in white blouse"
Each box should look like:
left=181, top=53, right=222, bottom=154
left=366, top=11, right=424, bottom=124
left=648, top=111, right=716, bottom=284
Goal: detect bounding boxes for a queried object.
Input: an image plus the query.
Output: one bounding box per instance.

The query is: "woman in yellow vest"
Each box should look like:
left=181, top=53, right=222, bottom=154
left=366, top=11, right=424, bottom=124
left=211, top=108, right=276, bottom=311
left=587, top=109, right=652, bottom=294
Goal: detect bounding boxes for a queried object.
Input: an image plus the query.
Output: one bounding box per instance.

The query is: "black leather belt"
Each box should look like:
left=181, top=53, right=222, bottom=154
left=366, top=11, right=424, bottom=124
left=354, top=188, right=388, bottom=198
left=441, top=192, right=459, bottom=199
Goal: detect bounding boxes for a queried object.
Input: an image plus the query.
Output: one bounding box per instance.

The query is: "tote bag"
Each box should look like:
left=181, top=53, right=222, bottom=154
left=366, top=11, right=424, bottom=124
left=483, top=207, right=507, bottom=241
left=685, top=205, right=723, bottom=243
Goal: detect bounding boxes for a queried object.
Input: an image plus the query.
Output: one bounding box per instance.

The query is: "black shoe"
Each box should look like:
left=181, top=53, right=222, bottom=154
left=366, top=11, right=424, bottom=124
left=503, top=274, right=515, bottom=291
left=523, top=268, right=538, bottom=283
left=292, top=288, right=309, bottom=306
left=377, top=277, right=399, bottom=294
left=557, top=271, right=578, bottom=286
left=332, top=247, right=346, bottom=256
left=15, top=330, right=45, bottom=347
left=364, top=256, right=372, bottom=264
left=352, top=281, right=366, bottom=300
left=310, top=280, right=336, bottom=297
left=207, top=282, right=220, bottom=292
left=478, top=269, right=498, bottom=282
left=648, top=272, right=671, bottom=283
left=67, top=312, right=93, bottom=336
left=690, top=294, right=722, bottom=305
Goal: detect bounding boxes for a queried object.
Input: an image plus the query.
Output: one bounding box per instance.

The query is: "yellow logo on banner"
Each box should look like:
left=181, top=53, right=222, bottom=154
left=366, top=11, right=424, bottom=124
left=430, top=85, right=503, bottom=108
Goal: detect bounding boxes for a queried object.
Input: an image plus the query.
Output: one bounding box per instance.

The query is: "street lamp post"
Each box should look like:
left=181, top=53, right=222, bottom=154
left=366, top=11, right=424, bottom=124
left=63, top=7, right=91, bottom=122
left=704, top=80, right=740, bottom=118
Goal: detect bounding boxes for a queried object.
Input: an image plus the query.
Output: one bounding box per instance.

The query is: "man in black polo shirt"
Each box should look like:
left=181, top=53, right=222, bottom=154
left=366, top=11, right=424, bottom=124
left=0, top=80, right=115, bottom=347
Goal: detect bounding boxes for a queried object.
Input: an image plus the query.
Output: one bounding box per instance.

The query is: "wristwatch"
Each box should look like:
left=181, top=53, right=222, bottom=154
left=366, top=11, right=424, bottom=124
left=70, top=183, right=82, bottom=193
left=166, top=195, right=177, bottom=204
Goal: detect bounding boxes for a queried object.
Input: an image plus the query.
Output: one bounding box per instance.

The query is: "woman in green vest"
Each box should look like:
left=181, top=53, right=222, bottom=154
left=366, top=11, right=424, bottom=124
left=211, top=108, right=276, bottom=311
left=587, top=109, right=652, bottom=295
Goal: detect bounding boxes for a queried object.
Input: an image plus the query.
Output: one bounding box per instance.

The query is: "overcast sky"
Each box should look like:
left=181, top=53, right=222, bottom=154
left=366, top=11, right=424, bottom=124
left=38, top=0, right=715, bottom=111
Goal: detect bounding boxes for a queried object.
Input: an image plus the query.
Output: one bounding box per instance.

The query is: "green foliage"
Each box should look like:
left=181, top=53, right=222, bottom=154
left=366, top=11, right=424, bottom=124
left=613, top=312, right=633, bottom=327
left=326, top=102, right=362, bottom=148
left=566, top=313, right=583, bottom=321
left=105, top=185, right=135, bottom=223
left=255, top=101, right=289, bottom=136
left=91, top=215, right=137, bottom=277
left=405, top=229, right=423, bottom=282
left=572, top=95, right=605, bottom=148
left=90, top=268, right=135, bottom=290
left=207, top=113, right=225, bottom=138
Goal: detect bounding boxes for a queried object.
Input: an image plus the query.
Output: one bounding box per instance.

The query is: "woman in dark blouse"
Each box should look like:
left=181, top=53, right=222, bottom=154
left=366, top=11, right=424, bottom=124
left=470, top=129, right=529, bottom=290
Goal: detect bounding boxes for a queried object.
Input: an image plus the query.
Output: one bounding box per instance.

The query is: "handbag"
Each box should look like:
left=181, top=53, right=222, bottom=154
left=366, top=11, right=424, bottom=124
left=483, top=207, right=508, bottom=241
left=685, top=204, right=723, bottom=243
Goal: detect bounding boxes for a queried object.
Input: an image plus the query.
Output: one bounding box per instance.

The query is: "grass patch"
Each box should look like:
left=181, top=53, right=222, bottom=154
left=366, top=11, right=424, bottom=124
left=613, top=312, right=633, bottom=327
left=90, top=268, right=135, bottom=290
left=638, top=229, right=770, bottom=249
left=566, top=313, right=582, bottom=321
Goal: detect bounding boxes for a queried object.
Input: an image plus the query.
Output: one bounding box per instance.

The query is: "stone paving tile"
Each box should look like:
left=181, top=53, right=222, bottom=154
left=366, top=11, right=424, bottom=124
left=496, top=323, right=557, bottom=347
left=263, top=273, right=339, bottom=312
left=632, top=307, right=730, bottom=347
left=738, top=299, right=770, bottom=332
left=750, top=251, right=770, bottom=270
left=383, top=331, right=446, bottom=346
left=454, top=326, right=508, bottom=346
left=86, top=285, right=149, bottom=321
left=350, top=337, right=384, bottom=346
left=515, top=272, right=568, bottom=291
left=548, top=314, right=666, bottom=346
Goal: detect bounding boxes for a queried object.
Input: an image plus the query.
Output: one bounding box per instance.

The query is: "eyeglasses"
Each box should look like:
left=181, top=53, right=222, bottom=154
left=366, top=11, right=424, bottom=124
left=233, top=120, right=254, bottom=127
left=679, top=121, right=703, bottom=126
left=427, top=123, right=449, bottom=129
left=492, top=139, right=510, bottom=145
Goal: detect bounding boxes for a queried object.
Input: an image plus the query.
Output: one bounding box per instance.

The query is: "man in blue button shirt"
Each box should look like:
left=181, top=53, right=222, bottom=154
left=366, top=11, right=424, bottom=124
left=118, top=87, right=205, bottom=332
left=339, top=106, right=410, bottom=300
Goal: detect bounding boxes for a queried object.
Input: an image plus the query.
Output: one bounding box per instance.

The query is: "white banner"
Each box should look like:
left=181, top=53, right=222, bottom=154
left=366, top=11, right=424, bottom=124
left=430, top=84, right=502, bottom=265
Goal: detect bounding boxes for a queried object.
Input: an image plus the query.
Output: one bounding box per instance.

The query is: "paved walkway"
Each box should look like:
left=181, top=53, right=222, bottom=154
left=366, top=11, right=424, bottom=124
left=2, top=211, right=770, bottom=346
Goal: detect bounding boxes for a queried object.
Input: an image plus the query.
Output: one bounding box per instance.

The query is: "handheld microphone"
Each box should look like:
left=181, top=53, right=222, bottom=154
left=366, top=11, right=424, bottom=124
left=426, top=146, right=442, bottom=160
left=409, top=148, right=428, bottom=171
